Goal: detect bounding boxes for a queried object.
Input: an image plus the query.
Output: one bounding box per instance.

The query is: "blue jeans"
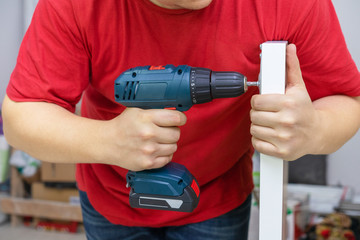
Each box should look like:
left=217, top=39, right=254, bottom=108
left=79, top=190, right=251, bottom=240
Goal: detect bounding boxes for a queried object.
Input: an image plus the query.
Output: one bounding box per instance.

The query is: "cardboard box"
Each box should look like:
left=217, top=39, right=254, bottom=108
left=32, top=182, right=79, bottom=203
left=41, top=162, right=76, bottom=182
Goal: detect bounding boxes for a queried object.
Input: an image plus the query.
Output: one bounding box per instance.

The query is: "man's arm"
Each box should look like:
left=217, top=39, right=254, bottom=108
left=2, top=95, right=186, bottom=171
left=250, top=44, right=360, bottom=160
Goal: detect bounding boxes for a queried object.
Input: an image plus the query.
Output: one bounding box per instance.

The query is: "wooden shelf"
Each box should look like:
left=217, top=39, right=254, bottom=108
left=0, top=197, right=82, bottom=222
left=0, top=166, right=82, bottom=226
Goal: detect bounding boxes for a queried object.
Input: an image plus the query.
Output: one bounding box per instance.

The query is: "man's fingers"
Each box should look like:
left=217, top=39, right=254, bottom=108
left=141, top=154, right=173, bottom=170
left=251, top=94, right=285, bottom=112
left=250, top=109, right=278, bottom=127
left=155, top=126, right=181, bottom=144
left=148, top=155, right=174, bottom=170
left=251, top=136, right=278, bottom=157
left=250, top=124, right=277, bottom=143
left=149, top=109, right=187, bottom=127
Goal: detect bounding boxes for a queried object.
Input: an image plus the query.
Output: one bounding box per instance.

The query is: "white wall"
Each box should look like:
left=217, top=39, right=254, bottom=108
left=327, top=0, right=360, bottom=194
left=0, top=0, right=23, bottom=101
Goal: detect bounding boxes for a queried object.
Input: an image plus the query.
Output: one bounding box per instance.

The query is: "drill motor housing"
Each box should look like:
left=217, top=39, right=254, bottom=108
left=114, top=64, right=247, bottom=111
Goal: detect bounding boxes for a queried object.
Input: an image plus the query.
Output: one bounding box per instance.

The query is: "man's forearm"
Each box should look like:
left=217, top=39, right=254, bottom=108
left=312, top=95, right=360, bottom=155
left=2, top=95, right=104, bottom=164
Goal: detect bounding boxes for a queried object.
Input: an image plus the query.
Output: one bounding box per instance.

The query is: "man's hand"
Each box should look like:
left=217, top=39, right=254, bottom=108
left=250, top=44, right=335, bottom=160
left=100, top=108, right=187, bottom=171
left=250, top=44, right=360, bottom=160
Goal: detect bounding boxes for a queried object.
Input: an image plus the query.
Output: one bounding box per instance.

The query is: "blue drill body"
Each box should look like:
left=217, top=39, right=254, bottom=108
left=115, top=65, right=193, bottom=111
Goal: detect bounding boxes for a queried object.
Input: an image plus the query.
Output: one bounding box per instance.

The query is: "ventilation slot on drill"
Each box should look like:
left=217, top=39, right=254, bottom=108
left=123, top=81, right=139, bottom=100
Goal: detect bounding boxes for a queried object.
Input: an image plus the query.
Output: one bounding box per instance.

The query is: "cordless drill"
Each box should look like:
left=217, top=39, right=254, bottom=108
left=114, top=64, right=258, bottom=212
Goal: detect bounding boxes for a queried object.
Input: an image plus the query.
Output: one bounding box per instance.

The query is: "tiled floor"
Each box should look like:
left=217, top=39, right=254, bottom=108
left=0, top=222, right=86, bottom=240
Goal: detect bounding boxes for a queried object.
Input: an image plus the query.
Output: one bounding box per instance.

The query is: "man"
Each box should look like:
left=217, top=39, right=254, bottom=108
left=2, top=0, right=360, bottom=239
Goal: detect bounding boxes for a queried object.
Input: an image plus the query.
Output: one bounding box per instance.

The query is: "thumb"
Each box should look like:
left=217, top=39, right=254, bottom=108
left=286, top=44, right=305, bottom=89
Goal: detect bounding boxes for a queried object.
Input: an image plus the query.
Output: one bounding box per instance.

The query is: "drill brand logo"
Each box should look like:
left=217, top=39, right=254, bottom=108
left=149, top=65, right=166, bottom=70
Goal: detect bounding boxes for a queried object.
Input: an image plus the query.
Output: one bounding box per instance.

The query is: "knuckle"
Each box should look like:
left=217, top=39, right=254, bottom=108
left=140, top=158, right=156, bottom=169
left=283, top=98, right=296, bottom=109
left=130, top=107, right=143, bottom=118
left=140, top=128, right=155, bottom=140
left=141, top=144, right=157, bottom=156
left=138, top=109, right=152, bottom=122
left=160, top=156, right=172, bottom=166
left=141, top=161, right=154, bottom=170
left=280, top=116, right=296, bottom=128
left=277, top=131, right=292, bottom=142
left=277, top=148, right=291, bottom=159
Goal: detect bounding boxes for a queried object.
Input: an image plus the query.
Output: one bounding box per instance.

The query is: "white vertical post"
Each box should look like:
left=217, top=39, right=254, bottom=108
left=259, top=41, right=288, bottom=240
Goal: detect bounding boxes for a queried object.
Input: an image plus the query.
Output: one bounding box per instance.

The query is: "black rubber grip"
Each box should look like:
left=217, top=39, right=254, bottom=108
left=210, top=71, right=246, bottom=98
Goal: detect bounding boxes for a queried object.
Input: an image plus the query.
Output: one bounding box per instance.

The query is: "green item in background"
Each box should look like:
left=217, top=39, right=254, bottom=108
left=0, top=135, right=10, bottom=183
left=253, top=171, right=260, bottom=188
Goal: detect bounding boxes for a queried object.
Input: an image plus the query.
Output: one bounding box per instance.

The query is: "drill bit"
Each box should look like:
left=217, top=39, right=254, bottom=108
left=246, top=81, right=260, bottom=87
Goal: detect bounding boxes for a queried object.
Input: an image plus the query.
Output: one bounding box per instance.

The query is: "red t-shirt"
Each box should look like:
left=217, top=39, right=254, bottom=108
left=7, top=0, right=360, bottom=227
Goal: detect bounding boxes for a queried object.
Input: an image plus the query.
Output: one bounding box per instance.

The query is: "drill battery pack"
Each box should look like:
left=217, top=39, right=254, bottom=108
left=126, top=162, right=200, bottom=212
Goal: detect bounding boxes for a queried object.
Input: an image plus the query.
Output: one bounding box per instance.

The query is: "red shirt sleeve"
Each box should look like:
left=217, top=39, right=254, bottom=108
left=291, top=0, right=360, bottom=100
left=6, top=0, right=90, bottom=112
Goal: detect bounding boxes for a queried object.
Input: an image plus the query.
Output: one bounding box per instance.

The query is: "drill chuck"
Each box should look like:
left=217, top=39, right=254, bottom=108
left=210, top=71, right=247, bottom=99
left=190, top=68, right=247, bottom=104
